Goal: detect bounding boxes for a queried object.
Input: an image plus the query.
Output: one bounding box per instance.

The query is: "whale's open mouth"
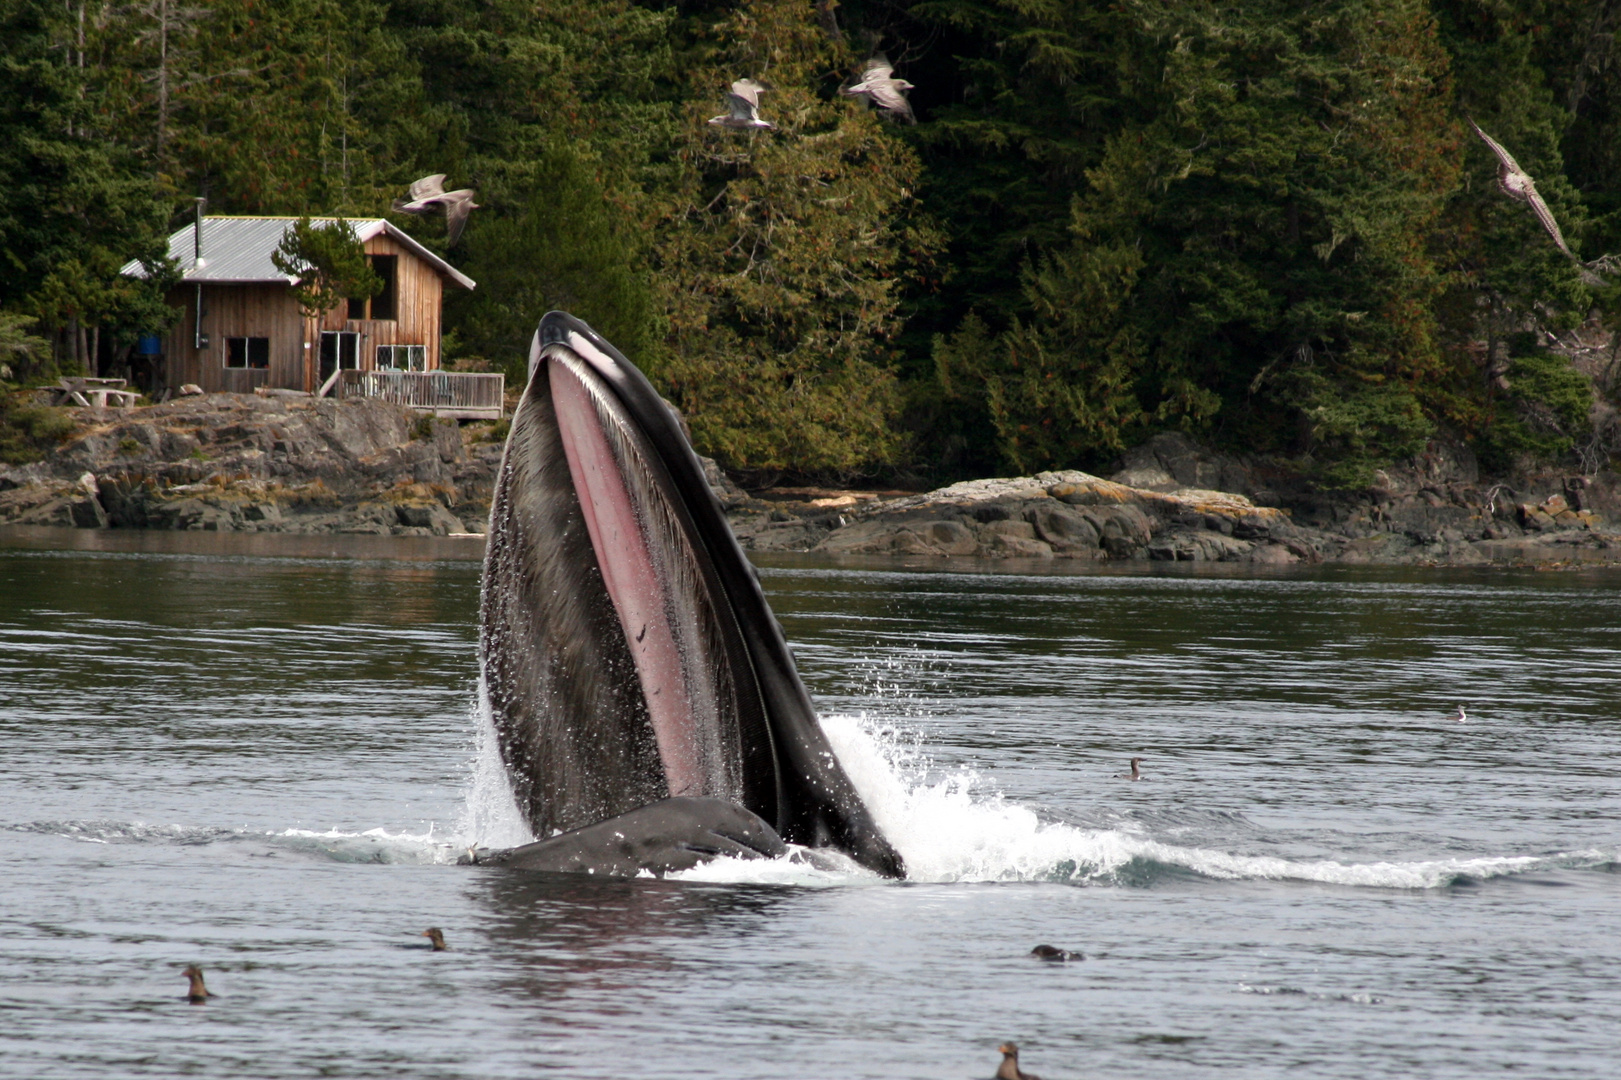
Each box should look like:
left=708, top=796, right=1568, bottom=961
left=479, top=312, right=902, bottom=878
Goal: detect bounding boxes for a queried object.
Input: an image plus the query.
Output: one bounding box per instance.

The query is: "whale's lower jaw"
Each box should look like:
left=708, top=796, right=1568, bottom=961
left=464, top=797, right=788, bottom=877
left=478, top=312, right=904, bottom=879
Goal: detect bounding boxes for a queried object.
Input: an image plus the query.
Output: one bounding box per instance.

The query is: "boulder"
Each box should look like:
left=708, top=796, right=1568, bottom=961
left=991, top=534, right=1054, bottom=558
left=394, top=501, right=464, bottom=534
left=1025, top=504, right=1101, bottom=552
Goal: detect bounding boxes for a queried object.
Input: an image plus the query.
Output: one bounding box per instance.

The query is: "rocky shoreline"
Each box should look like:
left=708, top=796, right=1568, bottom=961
left=3, top=397, right=1619, bottom=567
left=723, top=433, right=1621, bottom=568
left=0, top=393, right=501, bottom=536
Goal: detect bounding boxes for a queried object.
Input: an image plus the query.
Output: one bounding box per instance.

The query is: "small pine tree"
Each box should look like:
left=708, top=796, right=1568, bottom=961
left=271, top=217, right=382, bottom=320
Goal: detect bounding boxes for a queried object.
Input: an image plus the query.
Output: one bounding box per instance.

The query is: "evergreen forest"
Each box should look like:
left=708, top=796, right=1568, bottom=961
left=5, top=0, right=1621, bottom=487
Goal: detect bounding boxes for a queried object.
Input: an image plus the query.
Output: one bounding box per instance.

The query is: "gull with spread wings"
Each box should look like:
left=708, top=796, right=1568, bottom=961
left=841, top=56, right=915, bottom=124
left=708, top=79, right=775, bottom=131
left=1469, top=121, right=1614, bottom=284
left=393, top=174, right=480, bottom=246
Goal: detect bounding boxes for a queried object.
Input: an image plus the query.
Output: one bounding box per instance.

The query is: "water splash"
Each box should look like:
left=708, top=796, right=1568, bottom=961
left=452, top=674, right=535, bottom=851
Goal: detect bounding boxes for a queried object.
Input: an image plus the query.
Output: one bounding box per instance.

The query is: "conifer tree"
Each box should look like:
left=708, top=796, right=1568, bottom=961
left=649, top=0, right=939, bottom=478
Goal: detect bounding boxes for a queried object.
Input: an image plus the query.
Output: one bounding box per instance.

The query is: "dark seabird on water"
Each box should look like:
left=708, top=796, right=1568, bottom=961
left=1030, top=944, right=1084, bottom=961
left=183, top=964, right=212, bottom=1004
left=708, top=79, right=776, bottom=131
left=393, top=173, right=480, bottom=246
left=841, top=56, right=915, bottom=123
left=995, top=1041, right=1042, bottom=1080
left=1115, top=756, right=1142, bottom=781
left=421, top=927, right=449, bottom=951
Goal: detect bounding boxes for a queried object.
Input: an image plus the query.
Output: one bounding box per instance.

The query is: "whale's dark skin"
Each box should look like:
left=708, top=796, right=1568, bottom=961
left=468, top=798, right=789, bottom=876
left=478, top=311, right=903, bottom=879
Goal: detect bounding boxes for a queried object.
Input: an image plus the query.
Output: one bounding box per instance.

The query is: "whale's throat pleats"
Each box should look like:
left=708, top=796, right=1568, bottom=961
left=480, top=342, right=777, bottom=840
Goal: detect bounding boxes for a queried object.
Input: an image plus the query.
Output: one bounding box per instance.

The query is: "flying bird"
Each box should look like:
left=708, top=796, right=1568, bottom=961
left=708, top=79, right=775, bottom=131
left=393, top=174, right=480, bottom=246
left=1468, top=121, right=1576, bottom=260
left=841, top=56, right=915, bottom=124
left=995, top=1042, right=1042, bottom=1080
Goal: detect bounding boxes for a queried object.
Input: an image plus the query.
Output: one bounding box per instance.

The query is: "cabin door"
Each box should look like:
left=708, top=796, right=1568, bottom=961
left=318, top=332, right=360, bottom=384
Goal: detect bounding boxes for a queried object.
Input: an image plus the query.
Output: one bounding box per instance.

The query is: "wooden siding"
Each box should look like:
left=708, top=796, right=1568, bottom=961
left=163, top=233, right=450, bottom=394
left=316, top=234, right=446, bottom=379
left=161, top=284, right=303, bottom=394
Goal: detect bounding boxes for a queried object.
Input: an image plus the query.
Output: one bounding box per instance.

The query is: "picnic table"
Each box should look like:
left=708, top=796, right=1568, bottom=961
left=49, top=377, right=140, bottom=409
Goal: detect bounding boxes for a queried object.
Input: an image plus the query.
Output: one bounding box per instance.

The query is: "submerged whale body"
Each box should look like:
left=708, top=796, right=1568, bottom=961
left=477, top=311, right=903, bottom=879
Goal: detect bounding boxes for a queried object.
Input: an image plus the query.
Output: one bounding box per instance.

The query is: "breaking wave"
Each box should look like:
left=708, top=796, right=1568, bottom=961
left=673, top=713, right=1616, bottom=889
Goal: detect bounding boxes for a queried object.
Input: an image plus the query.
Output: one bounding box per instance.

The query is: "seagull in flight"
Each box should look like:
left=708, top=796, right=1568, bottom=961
left=841, top=56, right=915, bottom=124
left=393, top=174, right=480, bottom=246
left=708, top=79, right=775, bottom=131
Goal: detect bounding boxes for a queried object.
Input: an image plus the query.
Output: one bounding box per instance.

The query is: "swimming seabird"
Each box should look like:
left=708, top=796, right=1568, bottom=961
left=1030, top=944, right=1083, bottom=961
left=1453, top=706, right=1467, bottom=723
left=841, top=57, right=915, bottom=123
left=1115, top=757, right=1142, bottom=780
left=393, top=174, right=480, bottom=245
left=708, top=79, right=775, bottom=131
left=995, top=1042, right=1041, bottom=1080
left=421, top=927, right=449, bottom=951
left=183, top=964, right=211, bottom=1004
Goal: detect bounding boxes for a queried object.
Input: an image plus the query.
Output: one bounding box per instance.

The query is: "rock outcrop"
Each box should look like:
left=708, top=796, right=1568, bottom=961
left=727, top=448, right=1621, bottom=567
left=0, top=394, right=501, bottom=535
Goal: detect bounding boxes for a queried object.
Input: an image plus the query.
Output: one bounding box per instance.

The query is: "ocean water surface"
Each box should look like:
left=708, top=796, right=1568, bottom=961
left=1, top=526, right=1617, bottom=1078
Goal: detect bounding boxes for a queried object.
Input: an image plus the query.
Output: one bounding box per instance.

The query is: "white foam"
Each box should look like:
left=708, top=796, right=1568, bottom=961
left=453, top=674, right=536, bottom=850
left=446, top=695, right=1609, bottom=890
left=270, top=824, right=462, bottom=864
left=817, top=714, right=1605, bottom=889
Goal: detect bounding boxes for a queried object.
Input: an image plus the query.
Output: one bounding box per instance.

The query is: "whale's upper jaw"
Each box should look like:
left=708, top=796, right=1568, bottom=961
left=480, top=311, right=904, bottom=879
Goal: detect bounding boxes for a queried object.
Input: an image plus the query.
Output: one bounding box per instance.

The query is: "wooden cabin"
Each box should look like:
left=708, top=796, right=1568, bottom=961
left=122, top=217, right=476, bottom=396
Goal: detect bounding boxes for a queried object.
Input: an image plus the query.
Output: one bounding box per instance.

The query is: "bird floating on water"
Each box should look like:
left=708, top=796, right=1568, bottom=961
left=1453, top=706, right=1468, bottom=724
left=393, top=174, right=480, bottom=246
left=1115, top=756, right=1143, bottom=780
left=1030, top=944, right=1083, bottom=962
left=995, top=1041, right=1042, bottom=1080
left=708, top=79, right=775, bottom=131
left=183, top=964, right=212, bottom=1004
left=1468, top=121, right=1606, bottom=283
left=421, top=927, right=449, bottom=951
left=841, top=56, right=915, bottom=124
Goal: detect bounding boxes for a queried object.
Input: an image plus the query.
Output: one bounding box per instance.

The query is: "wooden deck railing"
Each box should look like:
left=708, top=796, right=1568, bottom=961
left=337, top=369, right=504, bottom=420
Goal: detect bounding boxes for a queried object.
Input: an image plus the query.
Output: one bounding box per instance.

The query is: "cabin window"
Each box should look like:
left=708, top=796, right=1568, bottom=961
left=225, top=336, right=270, bottom=369
left=375, top=344, right=426, bottom=371
left=346, top=256, right=398, bottom=321
left=369, top=256, right=398, bottom=320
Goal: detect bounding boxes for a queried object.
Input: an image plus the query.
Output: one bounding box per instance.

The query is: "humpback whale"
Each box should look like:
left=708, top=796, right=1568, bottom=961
left=473, top=312, right=903, bottom=879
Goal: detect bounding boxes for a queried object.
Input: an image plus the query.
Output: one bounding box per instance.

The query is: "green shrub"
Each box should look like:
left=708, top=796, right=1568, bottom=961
left=0, top=391, right=75, bottom=464
left=1475, top=351, right=1594, bottom=471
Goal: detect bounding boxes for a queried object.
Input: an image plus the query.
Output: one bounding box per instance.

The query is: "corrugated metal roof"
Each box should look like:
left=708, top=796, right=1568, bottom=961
left=119, top=217, right=475, bottom=290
